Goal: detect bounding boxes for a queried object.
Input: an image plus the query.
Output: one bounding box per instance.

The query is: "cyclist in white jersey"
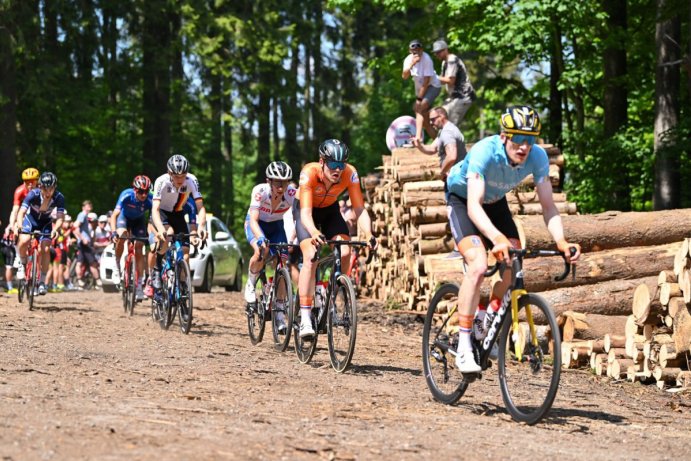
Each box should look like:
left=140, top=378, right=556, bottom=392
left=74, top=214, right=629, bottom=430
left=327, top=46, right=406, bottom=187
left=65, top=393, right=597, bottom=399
left=150, top=154, right=207, bottom=294
left=244, top=161, right=296, bottom=332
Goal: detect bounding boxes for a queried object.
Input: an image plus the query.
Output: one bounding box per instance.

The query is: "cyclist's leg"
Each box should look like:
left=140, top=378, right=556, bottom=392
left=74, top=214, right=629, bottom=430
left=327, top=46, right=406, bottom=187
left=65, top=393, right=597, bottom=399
left=320, top=202, right=352, bottom=274
left=114, top=212, right=130, bottom=272
left=244, top=215, right=269, bottom=299
left=295, top=200, right=322, bottom=337
left=129, top=216, right=148, bottom=290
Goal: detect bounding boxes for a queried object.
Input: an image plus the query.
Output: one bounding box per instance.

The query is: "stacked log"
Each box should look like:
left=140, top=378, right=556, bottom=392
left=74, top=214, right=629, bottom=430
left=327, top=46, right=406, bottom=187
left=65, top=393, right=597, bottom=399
left=364, top=145, right=575, bottom=308
left=559, top=239, right=691, bottom=390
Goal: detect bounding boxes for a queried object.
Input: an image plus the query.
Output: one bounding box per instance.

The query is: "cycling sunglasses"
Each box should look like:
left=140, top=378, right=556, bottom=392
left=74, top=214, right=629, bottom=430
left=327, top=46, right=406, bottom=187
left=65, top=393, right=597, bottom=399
left=325, top=160, right=346, bottom=171
left=135, top=188, right=149, bottom=195
left=507, top=134, right=537, bottom=146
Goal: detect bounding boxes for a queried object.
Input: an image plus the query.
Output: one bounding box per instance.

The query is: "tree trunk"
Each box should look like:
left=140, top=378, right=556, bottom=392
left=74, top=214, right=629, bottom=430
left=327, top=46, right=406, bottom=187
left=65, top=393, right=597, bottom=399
left=515, top=210, right=691, bottom=252
left=653, top=0, right=681, bottom=210
left=281, top=42, right=300, bottom=172
left=256, top=71, right=271, bottom=182
left=0, top=10, right=18, bottom=225
left=548, top=15, right=563, bottom=146
left=207, top=71, right=223, bottom=215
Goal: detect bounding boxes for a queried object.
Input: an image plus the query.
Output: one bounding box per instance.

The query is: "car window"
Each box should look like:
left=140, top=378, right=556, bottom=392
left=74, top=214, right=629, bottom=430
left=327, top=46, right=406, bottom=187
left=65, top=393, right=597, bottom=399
left=210, top=219, right=223, bottom=239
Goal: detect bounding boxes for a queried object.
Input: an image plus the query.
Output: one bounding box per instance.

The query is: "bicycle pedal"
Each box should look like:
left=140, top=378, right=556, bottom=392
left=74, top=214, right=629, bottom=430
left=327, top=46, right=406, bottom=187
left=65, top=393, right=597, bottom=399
left=461, top=372, right=481, bottom=383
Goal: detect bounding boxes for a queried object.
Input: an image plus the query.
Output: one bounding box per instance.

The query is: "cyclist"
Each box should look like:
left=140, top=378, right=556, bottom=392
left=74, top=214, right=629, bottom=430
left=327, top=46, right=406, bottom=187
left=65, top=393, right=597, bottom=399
left=110, top=175, right=153, bottom=301
left=4, top=167, right=40, bottom=292
left=73, top=201, right=102, bottom=288
left=295, top=139, right=376, bottom=338
left=14, top=172, right=66, bottom=296
left=1, top=233, right=16, bottom=294
left=150, top=154, right=207, bottom=298
left=244, top=161, right=296, bottom=332
left=445, top=105, right=581, bottom=373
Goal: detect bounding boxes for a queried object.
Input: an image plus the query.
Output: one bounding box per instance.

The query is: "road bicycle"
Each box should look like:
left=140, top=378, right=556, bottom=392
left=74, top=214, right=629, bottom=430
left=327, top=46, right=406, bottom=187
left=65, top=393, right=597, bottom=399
left=17, top=230, right=44, bottom=310
left=346, top=244, right=369, bottom=297
left=422, top=247, right=573, bottom=424
left=293, top=239, right=370, bottom=373
left=152, top=233, right=200, bottom=334
left=68, top=253, right=96, bottom=290
left=246, top=242, right=297, bottom=351
left=118, top=235, right=150, bottom=316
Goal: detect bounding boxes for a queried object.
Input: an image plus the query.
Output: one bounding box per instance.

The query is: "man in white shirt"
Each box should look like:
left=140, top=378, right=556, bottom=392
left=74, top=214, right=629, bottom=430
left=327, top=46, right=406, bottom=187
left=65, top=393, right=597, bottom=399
left=402, top=39, right=442, bottom=142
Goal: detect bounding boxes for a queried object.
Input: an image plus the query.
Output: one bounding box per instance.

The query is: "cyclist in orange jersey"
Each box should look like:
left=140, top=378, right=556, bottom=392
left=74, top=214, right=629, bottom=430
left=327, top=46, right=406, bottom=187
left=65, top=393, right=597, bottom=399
left=294, top=139, right=376, bottom=338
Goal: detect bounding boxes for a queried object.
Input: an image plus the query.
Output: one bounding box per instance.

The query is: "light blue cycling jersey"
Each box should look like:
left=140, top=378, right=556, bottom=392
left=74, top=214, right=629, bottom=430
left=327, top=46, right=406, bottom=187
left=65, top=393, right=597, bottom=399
left=446, top=135, right=549, bottom=204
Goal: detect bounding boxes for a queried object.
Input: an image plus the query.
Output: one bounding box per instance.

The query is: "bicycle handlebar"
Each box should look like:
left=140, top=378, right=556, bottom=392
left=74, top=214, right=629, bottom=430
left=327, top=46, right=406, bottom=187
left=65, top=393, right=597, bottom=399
left=484, top=247, right=575, bottom=282
left=310, top=239, right=371, bottom=263
left=257, top=242, right=299, bottom=262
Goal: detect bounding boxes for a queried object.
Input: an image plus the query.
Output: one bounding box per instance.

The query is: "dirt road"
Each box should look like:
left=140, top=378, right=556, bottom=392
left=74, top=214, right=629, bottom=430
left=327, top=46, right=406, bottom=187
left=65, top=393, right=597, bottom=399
left=1, top=289, right=689, bottom=460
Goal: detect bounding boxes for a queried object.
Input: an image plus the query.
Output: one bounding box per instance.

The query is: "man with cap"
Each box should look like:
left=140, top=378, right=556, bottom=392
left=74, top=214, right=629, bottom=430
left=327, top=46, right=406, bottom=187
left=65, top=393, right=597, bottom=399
left=402, top=39, right=442, bottom=142
left=432, top=39, right=476, bottom=128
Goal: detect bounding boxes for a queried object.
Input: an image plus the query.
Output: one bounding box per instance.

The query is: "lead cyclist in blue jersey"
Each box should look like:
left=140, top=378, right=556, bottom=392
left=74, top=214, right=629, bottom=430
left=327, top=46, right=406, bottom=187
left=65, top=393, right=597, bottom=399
left=445, top=105, right=581, bottom=373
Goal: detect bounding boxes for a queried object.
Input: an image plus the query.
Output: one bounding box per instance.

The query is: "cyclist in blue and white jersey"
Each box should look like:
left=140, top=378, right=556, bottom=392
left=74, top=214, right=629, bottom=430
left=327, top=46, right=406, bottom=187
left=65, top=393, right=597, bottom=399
left=150, top=155, right=207, bottom=296
left=14, top=172, right=66, bottom=296
left=110, top=175, right=153, bottom=300
left=244, top=161, right=296, bottom=331
left=445, top=105, right=581, bottom=373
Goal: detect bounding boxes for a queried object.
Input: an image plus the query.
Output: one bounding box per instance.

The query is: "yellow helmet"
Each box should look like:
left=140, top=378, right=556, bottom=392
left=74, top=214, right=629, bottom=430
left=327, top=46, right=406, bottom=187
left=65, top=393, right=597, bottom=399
left=500, top=106, right=541, bottom=136
left=22, top=167, right=40, bottom=181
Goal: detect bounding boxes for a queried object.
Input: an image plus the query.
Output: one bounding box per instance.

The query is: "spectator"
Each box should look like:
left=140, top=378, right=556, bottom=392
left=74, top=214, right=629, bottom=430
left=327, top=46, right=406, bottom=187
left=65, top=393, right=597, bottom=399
left=93, top=215, right=111, bottom=260
left=402, top=39, right=442, bottom=142
left=432, top=40, right=476, bottom=129
left=73, top=202, right=102, bottom=288
left=412, top=106, right=466, bottom=183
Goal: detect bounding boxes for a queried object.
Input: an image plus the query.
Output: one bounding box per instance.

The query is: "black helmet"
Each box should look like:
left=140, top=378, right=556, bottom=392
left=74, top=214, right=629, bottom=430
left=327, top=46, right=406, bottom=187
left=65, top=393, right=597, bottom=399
left=318, top=139, right=349, bottom=162
left=265, top=161, right=292, bottom=180
left=500, top=105, right=541, bottom=136
left=167, top=154, right=189, bottom=175
left=39, top=171, right=58, bottom=188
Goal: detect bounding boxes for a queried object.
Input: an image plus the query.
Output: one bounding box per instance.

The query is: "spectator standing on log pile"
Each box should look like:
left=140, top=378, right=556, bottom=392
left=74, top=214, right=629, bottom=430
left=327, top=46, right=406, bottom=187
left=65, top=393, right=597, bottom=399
left=432, top=40, right=476, bottom=129
left=411, top=106, right=466, bottom=184
left=402, top=39, right=441, bottom=142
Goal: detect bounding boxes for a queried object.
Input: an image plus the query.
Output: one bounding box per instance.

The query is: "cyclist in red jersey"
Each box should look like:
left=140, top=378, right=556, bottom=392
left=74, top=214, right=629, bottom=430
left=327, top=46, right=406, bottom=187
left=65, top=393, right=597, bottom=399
left=3, top=168, right=40, bottom=294
left=294, top=139, right=376, bottom=338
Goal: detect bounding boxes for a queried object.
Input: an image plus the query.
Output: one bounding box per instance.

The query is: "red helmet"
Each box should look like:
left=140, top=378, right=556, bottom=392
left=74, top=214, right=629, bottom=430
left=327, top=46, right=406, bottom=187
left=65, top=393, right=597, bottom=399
left=132, top=175, right=152, bottom=191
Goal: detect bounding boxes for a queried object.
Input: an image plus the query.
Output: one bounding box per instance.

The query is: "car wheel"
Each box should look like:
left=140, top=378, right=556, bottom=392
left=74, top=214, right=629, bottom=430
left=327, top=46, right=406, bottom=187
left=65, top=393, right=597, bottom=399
left=197, top=259, right=214, bottom=293
left=226, top=260, right=243, bottom=292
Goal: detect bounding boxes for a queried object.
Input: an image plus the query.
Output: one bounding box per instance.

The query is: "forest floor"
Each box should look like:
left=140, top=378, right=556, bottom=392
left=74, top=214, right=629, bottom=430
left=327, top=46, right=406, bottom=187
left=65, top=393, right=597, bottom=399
left=0, top=289, right=690, bottom=460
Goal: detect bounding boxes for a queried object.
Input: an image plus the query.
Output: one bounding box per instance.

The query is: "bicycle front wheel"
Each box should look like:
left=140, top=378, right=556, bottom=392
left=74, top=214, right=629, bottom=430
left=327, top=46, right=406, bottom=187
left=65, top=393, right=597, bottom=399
left=176, top=261, right=193, bottom=334
left=327, top=274, right=357, bottom=372
left=271, top=267, right=293, bottom=352
left=247, top=274, right=266, bottom=344
left=422, top=282, right=468, bottom=405
left=498, top=293, right=561, bottom=425
left=17, top=279, right=25, bottom=303
left=27, top=259, right=37, bottom=311
left=293, top=292, right=317, bottom=364
left=121, top=262, right=129, bottom=313
left=127, top=264, right=136, bottom=316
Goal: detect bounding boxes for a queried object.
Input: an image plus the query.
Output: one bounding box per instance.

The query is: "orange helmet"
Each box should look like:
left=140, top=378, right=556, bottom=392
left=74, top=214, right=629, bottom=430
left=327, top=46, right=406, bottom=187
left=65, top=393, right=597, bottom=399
left=22, top=167, right=40, bottom=181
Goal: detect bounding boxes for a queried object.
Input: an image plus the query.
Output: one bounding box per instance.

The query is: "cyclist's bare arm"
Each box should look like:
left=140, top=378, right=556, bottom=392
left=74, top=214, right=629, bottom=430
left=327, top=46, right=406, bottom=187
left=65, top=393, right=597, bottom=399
left=151, top=200, right=166, bottom=240
left=352, top=206, right=373, bottom=240
left=194, top=198, right=207, bottom=239
left=110, top=208, right=121, bottom=233
left=248, top=209, right=264, bottom=243
left=6, top=204, right=20, bottom=232
left=536, top=181, right=581, bottom=262
left=14, top=207, right=27, bottom=233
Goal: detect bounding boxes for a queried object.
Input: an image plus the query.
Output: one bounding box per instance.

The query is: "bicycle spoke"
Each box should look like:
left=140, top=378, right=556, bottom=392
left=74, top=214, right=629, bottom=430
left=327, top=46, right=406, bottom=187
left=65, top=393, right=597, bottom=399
left=247, top=274, right=266, bottom=344
left=271, top=268, right=293, bottom=352
left=327, top=275, right=357, bottom=372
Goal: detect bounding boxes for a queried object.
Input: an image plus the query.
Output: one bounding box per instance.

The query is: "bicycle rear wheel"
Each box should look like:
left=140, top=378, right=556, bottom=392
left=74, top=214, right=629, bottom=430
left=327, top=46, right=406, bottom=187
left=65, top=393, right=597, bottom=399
left=247, top=274, right=266, bottom=344
left=498, top=293, right=561, bottom=425
left=176, top=260, right=193, bottom=334
left=422, top=282, right=468, bottom=404
left=27, top=259, right=37, bottom=311
left=293, top=295, right=317, bottom=364
left=17, top=279, right=25, bottom=303
left=327, top=274, right=357, bottom=372
left=271, top=267, right=293, bottom=352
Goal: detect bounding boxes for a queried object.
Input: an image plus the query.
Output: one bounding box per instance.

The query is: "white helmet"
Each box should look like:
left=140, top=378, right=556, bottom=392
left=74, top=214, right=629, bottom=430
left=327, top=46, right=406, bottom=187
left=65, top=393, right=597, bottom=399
left=167, top=154, right=189, bottom=175
left=265, top=161, right=292, bottom=180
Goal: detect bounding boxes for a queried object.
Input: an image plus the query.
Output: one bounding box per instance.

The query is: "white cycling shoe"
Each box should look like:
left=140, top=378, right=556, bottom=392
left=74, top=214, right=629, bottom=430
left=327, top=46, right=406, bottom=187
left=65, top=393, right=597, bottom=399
left=455, top=348, right=481, bottom=374
left=244, top=279, right=256, bottom=303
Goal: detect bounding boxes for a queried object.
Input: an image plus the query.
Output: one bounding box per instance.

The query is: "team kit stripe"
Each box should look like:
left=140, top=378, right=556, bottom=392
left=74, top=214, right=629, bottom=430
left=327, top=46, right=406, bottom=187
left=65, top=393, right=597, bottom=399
left=173, top=192, right=189, bottom=211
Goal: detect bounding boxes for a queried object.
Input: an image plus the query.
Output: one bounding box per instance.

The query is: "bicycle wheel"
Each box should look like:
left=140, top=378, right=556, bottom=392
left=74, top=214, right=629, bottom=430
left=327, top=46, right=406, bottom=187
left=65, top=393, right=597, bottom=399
left=127, top=262, right=136, bottom=316
left=176, top=260, right=193, bottom=334
left=122, top=260, right=130, bottom=313
left=498, top=293, right=561, bottom=425
left=421, top=282, right=468, bottom=405
left=17, top=279, right=25, bottom=303
left=293, top=294, right=317, bottom=364
left=247, top=273, right=266, bottom=345
left=271, top=267, right=293, bottom=352
left=327, top=274, right=357, bottom=372
left=27, top=258, right=37, bottom=311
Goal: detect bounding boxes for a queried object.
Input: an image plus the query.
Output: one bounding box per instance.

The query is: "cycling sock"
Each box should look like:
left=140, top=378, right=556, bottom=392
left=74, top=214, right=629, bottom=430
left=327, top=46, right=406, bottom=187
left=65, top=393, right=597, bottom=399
left=248, top=270, right=259, bottom=284
left=458, top=313, right=474, bottom=351
left=300, top=307, right=311, bottom=323
left=6, top=281, right=13, bottom=290
left=39, top=271, right=46, bottom=283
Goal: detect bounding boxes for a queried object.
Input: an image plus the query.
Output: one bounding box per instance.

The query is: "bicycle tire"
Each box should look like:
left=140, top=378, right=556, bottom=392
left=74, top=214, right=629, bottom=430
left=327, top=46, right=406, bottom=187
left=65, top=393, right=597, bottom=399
left=498, top=293, right=561, bottom=425
left=122, top=258, right=130, bottom=313
left=247, top=273, right=266, bottom=345
left=327, top=274, right=357, bottom=372
left=293, top=293, right=317, bottom=364
left=421, top=282, right=468, bottom=405
left=27, top=257, right=37, bottom=311
left=271, top=267, right=293, bottom=352
left=17, top=279, right=25, bottom=303
left=176, top=260, right=193, bottom=334
left=127, top=261, right=136, bottom=316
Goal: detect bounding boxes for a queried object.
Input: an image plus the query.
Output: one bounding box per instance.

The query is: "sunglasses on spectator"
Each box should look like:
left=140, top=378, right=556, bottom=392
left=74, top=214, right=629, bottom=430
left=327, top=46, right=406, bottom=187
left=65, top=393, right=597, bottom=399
left=507, top=134, right=537, bottom=146
left=429, top=114, right=441, bottom=123
left=325, top=160, right=346, bottom=171
left=409, top=44, right=422, bottom=49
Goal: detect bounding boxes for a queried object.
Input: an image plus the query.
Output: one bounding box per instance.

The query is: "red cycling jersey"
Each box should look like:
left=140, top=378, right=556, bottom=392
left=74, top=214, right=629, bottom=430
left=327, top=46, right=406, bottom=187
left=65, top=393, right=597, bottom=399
left=13, top=183, right=30, bottom=206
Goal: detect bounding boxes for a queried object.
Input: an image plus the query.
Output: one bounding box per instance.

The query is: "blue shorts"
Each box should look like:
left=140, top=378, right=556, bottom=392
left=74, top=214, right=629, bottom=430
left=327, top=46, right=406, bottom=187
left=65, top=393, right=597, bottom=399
left=21, top=215, right=52, bottom=242
left=116, top=214, right=148, bottom=239
left=244, top=215, right=287, bottom=256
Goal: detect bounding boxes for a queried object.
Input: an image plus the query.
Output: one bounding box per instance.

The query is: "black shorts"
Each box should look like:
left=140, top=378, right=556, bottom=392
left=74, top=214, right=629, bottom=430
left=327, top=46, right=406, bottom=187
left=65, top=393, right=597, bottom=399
left=77, top=243, right=98, bottom=267
left=1, top=244, right=16, bottom=268
left=160, top=209, right=190, bottom=246
left=447, top=193, right=519, bottom=247
left=293, top=200, right=350, bottom=242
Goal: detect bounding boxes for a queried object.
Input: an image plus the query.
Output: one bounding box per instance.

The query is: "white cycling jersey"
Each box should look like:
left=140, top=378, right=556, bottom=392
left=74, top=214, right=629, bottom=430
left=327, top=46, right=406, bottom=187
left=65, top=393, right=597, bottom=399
left=152, top=173, right=203, bottom=213
left=248, top=183, right=297, bottom=222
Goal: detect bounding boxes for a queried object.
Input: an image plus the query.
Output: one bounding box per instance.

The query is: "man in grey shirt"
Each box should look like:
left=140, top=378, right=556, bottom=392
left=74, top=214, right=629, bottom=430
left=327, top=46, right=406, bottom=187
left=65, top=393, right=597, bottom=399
left=432, top=40, right=475, bottom=129
left=411, top=106, right=466, bottom=182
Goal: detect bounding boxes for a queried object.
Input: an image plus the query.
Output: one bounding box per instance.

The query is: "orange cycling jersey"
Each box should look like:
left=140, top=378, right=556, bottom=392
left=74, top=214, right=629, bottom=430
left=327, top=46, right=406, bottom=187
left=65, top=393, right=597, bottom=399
left=298, top=162, right=364, bottom=209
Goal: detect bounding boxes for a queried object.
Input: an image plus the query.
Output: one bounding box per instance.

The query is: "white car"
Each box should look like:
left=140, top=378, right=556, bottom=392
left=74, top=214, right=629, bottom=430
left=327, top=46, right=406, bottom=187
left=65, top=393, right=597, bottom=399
left=100, top=215, right=244, bottom=293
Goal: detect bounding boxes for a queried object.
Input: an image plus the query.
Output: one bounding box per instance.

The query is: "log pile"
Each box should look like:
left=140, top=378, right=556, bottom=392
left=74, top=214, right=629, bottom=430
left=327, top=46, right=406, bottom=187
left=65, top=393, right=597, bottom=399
left=362, top=145, right=576, bottom=308
left=560, top=239, right=691, bottom=390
